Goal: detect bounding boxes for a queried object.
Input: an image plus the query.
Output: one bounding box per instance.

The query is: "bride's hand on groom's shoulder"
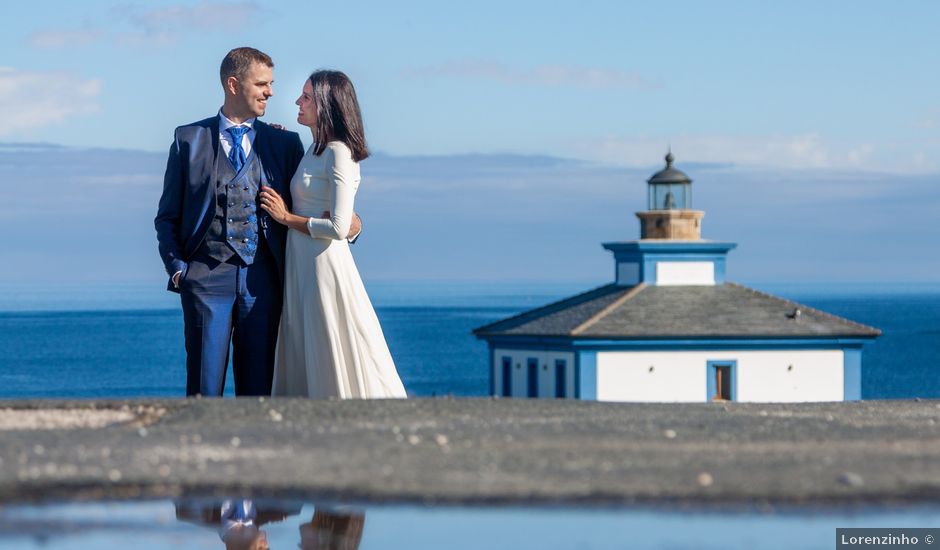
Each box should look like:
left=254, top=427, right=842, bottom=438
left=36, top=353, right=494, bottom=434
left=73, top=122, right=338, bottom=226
left=259, top=186, right=288, bottom=223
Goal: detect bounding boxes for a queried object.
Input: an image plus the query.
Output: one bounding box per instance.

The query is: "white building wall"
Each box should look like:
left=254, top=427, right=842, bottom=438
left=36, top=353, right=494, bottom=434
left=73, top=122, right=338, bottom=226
left=492, top=349, right=575, bottom=398
left=655, top=261, right=715, bottom=285
left=537, top=356, right=555, bottom=397
left=595, top=349, right=845, bottom=402
left=513, top=356, right=528, bottom=396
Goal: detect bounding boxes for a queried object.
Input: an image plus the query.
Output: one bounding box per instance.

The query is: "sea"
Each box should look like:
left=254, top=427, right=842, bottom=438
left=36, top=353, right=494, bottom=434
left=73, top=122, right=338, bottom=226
left=1, top=281, right=939, bottom=549
left=0, top=281, right=938, bottom=400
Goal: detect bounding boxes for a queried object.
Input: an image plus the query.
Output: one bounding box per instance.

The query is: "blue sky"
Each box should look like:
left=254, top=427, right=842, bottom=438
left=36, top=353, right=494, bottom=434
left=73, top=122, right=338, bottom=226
left=3, top=1, right=939, bottom=285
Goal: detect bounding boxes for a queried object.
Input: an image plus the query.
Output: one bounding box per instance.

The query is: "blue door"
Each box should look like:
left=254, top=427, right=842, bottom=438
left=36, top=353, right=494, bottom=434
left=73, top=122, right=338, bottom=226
left=527, top=357, right=539, bottom=398
left=555, top=359, right=567, bottom=398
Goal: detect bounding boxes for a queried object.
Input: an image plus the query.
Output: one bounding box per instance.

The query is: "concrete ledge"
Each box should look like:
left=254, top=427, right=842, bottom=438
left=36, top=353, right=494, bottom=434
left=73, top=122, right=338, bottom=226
left=1, top=398, right=939, bottom=506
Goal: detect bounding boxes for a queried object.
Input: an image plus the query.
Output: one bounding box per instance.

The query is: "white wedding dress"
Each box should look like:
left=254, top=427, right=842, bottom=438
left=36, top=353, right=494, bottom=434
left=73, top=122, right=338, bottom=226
left=271, top=141, right=406, bottom=399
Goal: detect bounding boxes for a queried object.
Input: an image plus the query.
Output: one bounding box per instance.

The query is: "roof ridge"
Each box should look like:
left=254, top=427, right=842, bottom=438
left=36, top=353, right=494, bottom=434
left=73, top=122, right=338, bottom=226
left=571, top=283, right=647, bottom=335
left=471, top=283, right=622, bottom=335
left=725, top=282, right=882, bottom=335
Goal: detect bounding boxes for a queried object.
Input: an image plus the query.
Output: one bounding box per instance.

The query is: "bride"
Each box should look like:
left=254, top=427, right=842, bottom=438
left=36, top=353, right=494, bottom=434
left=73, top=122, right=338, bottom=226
left=259, top=70, right=406, bottom=399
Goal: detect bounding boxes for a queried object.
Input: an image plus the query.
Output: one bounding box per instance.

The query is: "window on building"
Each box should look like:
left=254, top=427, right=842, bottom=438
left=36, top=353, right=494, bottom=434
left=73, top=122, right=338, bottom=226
left=555, top=359, right=566, bottom=398
left=714, top=366, right=731, bottom=401
left=501, top=357, right=512, bottom=397
left=707, top=361, right=736, bottom=402
left=527, top=357, right=539, bottom=398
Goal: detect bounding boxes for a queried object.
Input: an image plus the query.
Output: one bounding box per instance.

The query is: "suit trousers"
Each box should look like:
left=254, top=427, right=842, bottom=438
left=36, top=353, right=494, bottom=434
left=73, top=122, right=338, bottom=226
left=179, top=249, right=281, bottom=396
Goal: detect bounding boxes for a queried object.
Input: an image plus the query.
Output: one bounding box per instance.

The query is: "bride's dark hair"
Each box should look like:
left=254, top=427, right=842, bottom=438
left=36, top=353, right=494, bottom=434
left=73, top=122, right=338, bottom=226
left=308, top=70, right=369, bottom=162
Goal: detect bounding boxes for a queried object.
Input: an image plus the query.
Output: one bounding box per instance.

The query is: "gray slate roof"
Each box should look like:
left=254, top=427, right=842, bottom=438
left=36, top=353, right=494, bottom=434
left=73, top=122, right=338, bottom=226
left=473, top=282, right=880, bottom=340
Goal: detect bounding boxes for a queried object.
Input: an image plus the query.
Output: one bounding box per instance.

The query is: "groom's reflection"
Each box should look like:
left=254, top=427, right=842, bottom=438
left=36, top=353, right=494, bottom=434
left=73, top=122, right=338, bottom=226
left=175, top=499, right=365, bottom=549
left=175, top=498, right=299, bottom=550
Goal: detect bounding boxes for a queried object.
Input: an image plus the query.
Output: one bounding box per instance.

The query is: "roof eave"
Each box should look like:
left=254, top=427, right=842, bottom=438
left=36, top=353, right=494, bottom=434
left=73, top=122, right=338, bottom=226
left=475, top=332, right=879, bottom=342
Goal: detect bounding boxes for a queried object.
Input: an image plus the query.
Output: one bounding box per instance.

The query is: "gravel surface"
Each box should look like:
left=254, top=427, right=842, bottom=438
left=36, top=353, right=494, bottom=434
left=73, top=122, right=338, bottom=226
left=0, top=397, right=938, bottom=506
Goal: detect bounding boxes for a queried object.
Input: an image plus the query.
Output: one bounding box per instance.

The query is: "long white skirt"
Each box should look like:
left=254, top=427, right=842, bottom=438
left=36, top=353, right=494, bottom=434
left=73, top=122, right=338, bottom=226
left=271, top=232, right=406, bottom=399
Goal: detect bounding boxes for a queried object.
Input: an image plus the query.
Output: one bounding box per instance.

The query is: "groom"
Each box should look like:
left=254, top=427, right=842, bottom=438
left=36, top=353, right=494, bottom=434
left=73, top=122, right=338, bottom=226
left=155, top=47, right=332, bottom=397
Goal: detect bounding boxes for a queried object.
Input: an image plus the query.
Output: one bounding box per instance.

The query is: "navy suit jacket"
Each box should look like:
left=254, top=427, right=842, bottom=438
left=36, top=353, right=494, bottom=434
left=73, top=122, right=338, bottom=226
left=155, top=116, right=305, bottom=292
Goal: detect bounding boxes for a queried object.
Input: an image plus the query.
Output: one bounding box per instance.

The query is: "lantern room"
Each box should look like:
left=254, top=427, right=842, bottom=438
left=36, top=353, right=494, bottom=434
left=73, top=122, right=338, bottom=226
left=647, top=151, right=692, bottom=211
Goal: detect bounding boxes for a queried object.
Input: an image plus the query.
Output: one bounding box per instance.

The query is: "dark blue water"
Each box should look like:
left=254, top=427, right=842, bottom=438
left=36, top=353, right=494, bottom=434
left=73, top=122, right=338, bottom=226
left=0, top=283, right=937, bottom=399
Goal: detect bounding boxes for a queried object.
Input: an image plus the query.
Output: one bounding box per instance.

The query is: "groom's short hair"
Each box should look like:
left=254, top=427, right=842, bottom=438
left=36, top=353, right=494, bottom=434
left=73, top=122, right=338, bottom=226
left=220, top=47, right=274, bottom=85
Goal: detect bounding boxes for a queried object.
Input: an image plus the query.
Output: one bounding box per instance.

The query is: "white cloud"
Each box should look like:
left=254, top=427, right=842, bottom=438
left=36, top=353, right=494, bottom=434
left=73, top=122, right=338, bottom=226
left=124, top=2, right=263, bottom=32
left=917, top=107, right=940, bottom=129
left=112, top=31, right=177, bottom=48
left=403, top=60, right=656, bottom=91
left=28, top=27, right=103, bottom=49
left=27, top=2, right=264, bottom=49
left=112, top=1, right=264, bottom=45
left=1, top=144, right=937, bottom=283
left=0, top=68, right=101, bottom=136
left=573, top=133, right=938, bottom=174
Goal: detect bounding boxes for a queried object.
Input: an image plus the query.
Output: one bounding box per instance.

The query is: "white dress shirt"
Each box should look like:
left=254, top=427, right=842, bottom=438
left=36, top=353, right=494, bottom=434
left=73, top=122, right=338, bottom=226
left=219, top=109, right=256, bottom=158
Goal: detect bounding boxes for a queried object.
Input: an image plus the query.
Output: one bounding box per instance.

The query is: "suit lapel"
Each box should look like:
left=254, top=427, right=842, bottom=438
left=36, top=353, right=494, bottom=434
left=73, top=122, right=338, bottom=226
left=209, top=116, right=221, bottom=165
left=252, top=121, right=278, bottom=190
left=253, top=120, right=266, bottom=165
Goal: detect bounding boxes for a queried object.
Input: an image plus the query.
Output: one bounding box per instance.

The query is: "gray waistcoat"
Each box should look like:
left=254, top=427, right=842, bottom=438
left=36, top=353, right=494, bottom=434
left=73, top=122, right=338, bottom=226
left=200, top=144, right=269, bottom=264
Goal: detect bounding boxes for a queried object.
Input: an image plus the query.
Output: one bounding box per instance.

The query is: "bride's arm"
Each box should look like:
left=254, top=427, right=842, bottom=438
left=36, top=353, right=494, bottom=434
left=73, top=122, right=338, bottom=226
left=305, top=143, right=358, bottom=240
left=259, top=144, right=360, bottom=239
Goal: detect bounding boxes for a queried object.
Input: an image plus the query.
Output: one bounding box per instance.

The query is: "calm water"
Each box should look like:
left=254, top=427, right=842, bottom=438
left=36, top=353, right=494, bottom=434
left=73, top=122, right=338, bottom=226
left=0, top=282, right=937, bottom=399
left=1, top=500, right=938, bottom=550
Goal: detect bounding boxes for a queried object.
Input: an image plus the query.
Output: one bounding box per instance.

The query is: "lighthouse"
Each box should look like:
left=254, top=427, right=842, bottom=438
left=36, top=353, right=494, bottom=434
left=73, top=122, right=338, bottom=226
left=473, top=152, right=880, bottom=402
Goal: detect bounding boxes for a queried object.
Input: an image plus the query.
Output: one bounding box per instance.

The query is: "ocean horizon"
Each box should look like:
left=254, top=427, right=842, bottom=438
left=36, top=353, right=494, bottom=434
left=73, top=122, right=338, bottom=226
left=1, top=280, right=938, bottom=400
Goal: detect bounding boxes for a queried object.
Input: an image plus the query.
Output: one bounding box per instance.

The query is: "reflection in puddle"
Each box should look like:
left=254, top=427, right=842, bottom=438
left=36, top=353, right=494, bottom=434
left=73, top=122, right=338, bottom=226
left=1, top=499, right=939, bottom=549
left=175, top=499, right=365, bottom=550
left=302, top=509, right=365, bottom=550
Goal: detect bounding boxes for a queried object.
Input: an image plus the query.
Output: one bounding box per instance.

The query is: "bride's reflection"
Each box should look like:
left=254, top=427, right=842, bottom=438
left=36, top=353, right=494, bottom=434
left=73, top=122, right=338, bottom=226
left=299, top=508, right=365, bottom=550
left=174, top=499, right=364, bottom=549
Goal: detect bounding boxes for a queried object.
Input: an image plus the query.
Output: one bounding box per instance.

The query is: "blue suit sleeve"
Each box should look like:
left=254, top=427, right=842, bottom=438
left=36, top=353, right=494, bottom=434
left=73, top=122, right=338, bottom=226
left=154, top=132, right=188, bottom=286
left=289, top=134, right=304, bottom=174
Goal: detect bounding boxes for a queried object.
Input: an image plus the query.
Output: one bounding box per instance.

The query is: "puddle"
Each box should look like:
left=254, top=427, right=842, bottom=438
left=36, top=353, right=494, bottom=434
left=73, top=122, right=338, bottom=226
left=0, top=499, right=938, bottom=549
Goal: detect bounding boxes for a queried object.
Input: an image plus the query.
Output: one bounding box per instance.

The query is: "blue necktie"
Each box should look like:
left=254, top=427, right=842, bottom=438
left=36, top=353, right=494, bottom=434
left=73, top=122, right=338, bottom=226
left=226, top=126, right=249, bottom=172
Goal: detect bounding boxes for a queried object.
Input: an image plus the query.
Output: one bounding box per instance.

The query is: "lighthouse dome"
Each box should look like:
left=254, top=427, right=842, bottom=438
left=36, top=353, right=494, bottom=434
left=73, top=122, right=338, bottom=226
left=647, top=151, right=692, bottom=185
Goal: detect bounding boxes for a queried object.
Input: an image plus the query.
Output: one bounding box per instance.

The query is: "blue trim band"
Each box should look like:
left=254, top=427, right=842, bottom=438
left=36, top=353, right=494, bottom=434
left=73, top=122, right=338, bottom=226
left=577, top=351, right=597, bottom=400
left=843, top=348, right=862, bottom=400
left=484, top=336, right=873, bottom=349
left=574, top=352, right=581, bottom=398
left=571, top=338, right=872, bottom=348
left=603, top=241, right=738, bottom=254
left=488, top=344, right=495, bottom=396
